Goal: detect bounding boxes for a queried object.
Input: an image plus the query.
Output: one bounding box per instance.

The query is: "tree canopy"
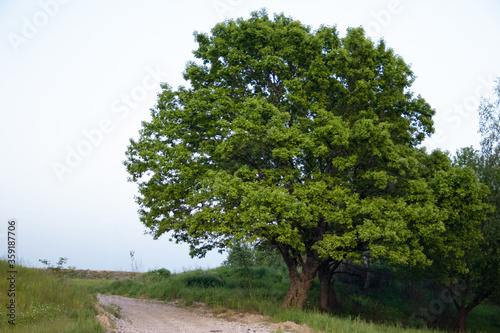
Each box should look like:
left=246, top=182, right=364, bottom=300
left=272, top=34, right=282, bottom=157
left=125, top=11, right=463, bottom=308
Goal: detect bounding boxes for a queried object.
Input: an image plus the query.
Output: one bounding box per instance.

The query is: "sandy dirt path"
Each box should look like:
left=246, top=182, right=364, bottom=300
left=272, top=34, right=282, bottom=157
left=97, top=294, right=311, bottom=333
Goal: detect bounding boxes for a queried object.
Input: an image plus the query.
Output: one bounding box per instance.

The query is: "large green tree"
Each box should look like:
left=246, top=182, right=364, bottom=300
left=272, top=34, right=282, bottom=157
left=125, top=11, right=440, bottom=308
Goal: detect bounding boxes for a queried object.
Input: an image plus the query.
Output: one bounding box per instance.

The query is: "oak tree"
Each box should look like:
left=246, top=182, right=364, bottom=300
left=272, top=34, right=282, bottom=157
left=125, top=11, right=442, bottom=308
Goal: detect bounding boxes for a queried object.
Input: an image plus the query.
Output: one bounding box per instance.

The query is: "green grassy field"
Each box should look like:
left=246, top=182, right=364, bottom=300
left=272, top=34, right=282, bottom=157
left=0, top=260, right=103, bottom=333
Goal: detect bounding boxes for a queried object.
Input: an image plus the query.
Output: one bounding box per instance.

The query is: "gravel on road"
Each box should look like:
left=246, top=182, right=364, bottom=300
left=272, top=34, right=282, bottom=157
left=97, top=294, right=312, bottom=333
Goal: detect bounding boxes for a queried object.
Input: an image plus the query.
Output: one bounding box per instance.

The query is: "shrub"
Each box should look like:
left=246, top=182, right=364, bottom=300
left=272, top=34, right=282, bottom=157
left=184, top=273, right=224, bottom=288
left=107, top=279, right=142, bottom=296
left=143, top=268, right=171, bottom=282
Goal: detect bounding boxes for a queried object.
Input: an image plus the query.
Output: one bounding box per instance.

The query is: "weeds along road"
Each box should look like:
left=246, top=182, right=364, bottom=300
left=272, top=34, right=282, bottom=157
left=97, top=294, right=309, bottom=333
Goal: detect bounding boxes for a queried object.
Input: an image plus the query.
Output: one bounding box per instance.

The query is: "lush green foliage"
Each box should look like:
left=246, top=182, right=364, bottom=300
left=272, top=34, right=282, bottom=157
left=417, top=150, right=491, bottom=275
left=125, top=9, right=436, bottom=259
left=124, top=10, right=450, bottom=308
left=0, top=260, right=103, bottom=332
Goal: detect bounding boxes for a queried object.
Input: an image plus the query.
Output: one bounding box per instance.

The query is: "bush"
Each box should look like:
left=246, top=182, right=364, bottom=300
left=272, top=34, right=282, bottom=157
left=143, top=268, right=171, bottom=282
left=107, top=279, right=142, bottom=296
left=184, top=273, right=224, bottom=288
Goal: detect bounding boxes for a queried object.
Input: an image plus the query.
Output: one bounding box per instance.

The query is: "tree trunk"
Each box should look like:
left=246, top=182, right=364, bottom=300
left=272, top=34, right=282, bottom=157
left=454, top=296, right=483, bottom=333
left=278, top=244, right=321, bottom=309
left=282, top=269, right=317, bottom=309
left=318, top=262, right=340, bottom=311
left=456, top=308, right=467, bottom=332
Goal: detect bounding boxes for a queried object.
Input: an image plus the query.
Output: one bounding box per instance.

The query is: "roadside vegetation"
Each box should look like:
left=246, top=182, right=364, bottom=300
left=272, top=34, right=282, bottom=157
left=0, top=260, right=103, bottom=333
left=71, top=253, right=499, bottom=333
left=0, top=255, right=497, bottom=332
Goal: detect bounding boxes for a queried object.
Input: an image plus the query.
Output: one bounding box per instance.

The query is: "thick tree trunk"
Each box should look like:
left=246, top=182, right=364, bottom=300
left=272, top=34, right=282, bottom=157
left=456, top=309, right=467, bottom=332
left=278, top=244, right=321, bottom=309
left=282, top=270, right=317, bottom=309
left=318, top=262, right=340, bottom=311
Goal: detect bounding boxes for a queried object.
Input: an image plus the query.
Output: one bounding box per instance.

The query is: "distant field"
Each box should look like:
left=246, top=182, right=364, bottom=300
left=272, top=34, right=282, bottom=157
left=50, top=268, right=142, bottom=280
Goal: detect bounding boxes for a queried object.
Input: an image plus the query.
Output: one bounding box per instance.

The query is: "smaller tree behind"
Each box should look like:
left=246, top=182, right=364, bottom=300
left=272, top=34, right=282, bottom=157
left=224, top=241, right=284, bottom=297
left=253, top=243, right=284, bottom=269
left=223, top=241, right=255, bottom=297
left=448, top=148, right=497, bottom=332
left=420, top=78, right=500, bottom=332
left=224, top=241, right=255, bottom=268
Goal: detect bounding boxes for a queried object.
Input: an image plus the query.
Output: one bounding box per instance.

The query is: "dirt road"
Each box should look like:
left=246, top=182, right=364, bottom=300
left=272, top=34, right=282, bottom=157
left=97, top=294, right=312, bottom=333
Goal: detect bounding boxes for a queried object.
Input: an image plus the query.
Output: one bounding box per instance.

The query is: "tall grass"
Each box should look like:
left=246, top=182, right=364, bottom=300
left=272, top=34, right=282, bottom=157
left=0, top=260, right=103, bottom=332
left=74, top=265, right=500, bottom=333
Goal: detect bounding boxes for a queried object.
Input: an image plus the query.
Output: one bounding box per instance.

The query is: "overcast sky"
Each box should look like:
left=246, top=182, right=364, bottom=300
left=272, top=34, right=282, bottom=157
left=1, top=0, right=499, bottom=272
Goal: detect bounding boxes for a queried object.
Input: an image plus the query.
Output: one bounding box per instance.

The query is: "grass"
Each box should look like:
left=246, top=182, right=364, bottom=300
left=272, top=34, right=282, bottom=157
left=101, top=303, right=122, bottom=319
left=467, top=302, right=500, bottom=333
left=72, top=265, right=500, bottom=333
left=0, top=260, right=103, bottom=332
left=7, top=260, right=494, bottom=332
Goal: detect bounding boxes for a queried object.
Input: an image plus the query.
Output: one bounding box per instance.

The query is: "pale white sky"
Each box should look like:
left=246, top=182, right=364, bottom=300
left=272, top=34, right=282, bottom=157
left=1, top=0, right=499, bottom=271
